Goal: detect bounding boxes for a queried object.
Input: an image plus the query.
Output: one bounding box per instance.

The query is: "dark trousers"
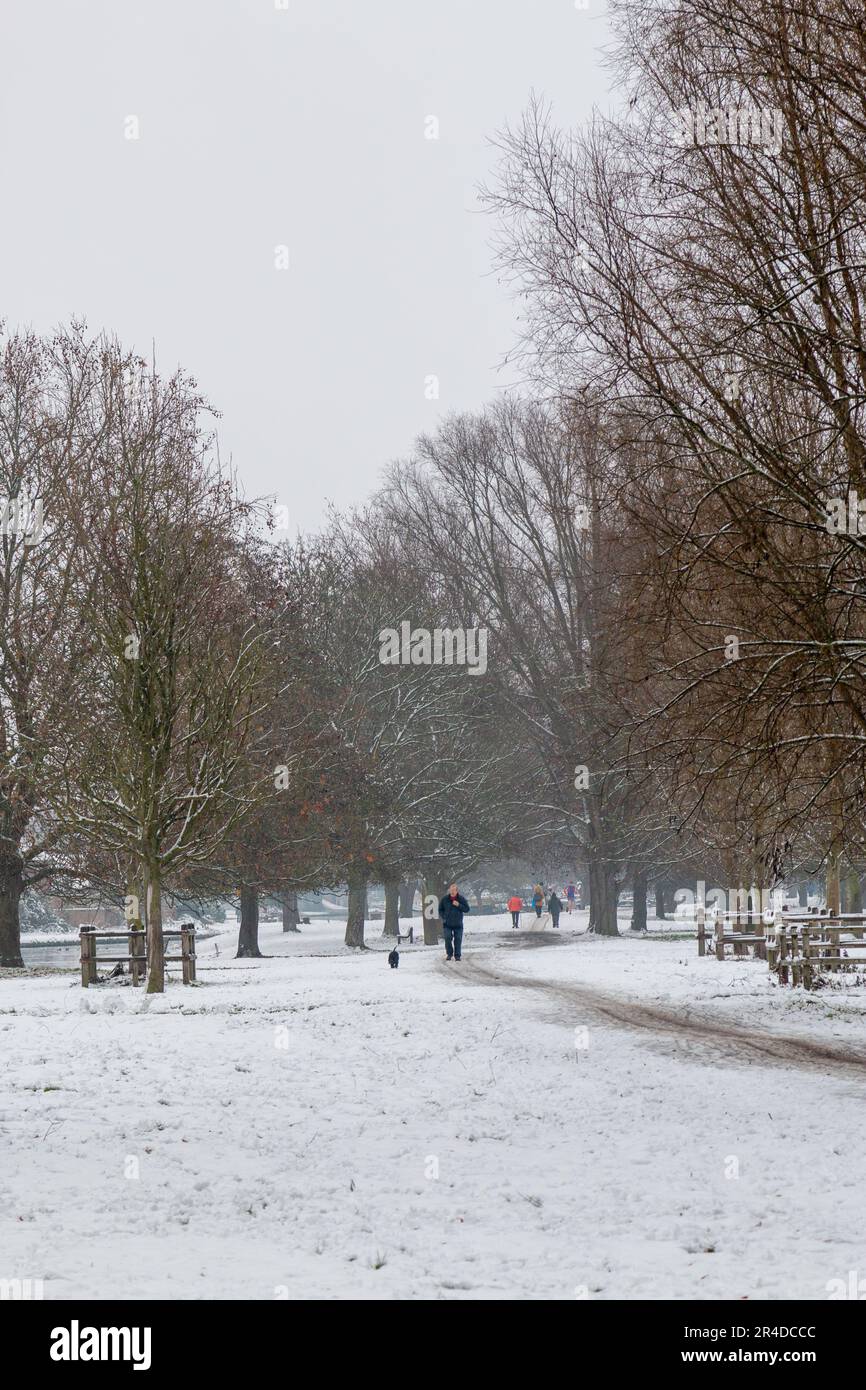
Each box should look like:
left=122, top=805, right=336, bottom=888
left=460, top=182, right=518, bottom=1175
left=551, top=911, right=560, bottom=928
left=511, top=911, right=520, bottom=928
left=535, top=905, right=542, bottom=917
left=443, top=924, right=463, bottom=959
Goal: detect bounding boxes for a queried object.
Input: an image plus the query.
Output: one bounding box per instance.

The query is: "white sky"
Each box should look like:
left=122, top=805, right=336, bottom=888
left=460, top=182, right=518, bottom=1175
left=0, top=0, right=612, bottom=532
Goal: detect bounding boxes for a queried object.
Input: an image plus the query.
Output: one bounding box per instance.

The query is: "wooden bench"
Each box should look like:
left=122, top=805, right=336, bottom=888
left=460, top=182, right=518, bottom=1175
left=80, top=925, right=196, bottom=987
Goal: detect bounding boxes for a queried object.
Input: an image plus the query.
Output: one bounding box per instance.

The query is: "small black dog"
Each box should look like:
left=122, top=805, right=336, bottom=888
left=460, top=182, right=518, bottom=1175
left=388, top=948, right=399, bottom=969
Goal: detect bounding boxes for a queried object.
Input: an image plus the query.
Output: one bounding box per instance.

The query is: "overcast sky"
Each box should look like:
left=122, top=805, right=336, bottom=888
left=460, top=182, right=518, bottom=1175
left=0, top=0, right=612, bottom=532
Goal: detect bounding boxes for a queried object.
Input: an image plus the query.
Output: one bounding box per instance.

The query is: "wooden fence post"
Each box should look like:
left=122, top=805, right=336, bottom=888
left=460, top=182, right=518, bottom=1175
left=181, top=924, right=196, bottom=984
left=80, top=929, right=91, bottom=988
left=796, top=926, right=805, bottom=988
left=733, top=897, right=744, bottom=957
left=130, top=927, right=145, bottom=987
left=697, top=905, right=706, bottom=957
left=802, top=926, right=813, bottom=989
left=767, top=912, right=782, bottom=974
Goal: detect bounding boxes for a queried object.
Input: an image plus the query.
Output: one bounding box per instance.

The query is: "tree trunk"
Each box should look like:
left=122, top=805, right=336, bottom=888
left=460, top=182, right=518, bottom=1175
left=383, top=879, right=400, bottom=937
left=125, top=869, right=144, bottom=929
left=827, top=802, right=844, bottom=914
left=398, top=881, right=416, bottom=917
left=827, top=855, right=841, bottom=915
left=145, top=870, right=165, bottom=993
left=282, top=889, right=301, bottom=932
left=655, top=880, right=667, bottom=920
left=630, top=869, right=648, bottom=932
left=423, top=876, right=444, bottom=945
left=844, top=870, right=862, bottom=914
left=237, top=883, right=263, bottom=957
left=798, top=881, right=808, bottom=907
left=345, top=872, right=367, bottom=948
left=588, top=860, right=618, bottom=936
left=0, top=856, right=24, bottom=968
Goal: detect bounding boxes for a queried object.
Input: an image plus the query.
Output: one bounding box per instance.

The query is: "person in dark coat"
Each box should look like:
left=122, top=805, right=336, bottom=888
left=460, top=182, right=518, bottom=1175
left=548, top=891, right=562, bottom=928
left=439, top=883, right=470, bottom=961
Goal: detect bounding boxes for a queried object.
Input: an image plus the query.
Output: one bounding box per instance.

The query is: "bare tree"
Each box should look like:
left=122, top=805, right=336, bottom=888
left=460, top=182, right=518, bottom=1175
left=56, top=345, right=268, bottom=992
left=483, top=0, right=866, bottom=884
left=384, top=398, right=664, bottom=933
left=0, top=325, right=109, bottom=966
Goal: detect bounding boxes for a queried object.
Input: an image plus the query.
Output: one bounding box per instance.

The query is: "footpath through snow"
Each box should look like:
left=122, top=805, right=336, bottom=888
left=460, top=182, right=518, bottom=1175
left=3, top=911, right=866, bottom=1300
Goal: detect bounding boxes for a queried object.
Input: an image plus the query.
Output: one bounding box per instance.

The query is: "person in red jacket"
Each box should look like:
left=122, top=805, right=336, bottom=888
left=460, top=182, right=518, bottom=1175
left=507, top=894, right=523, bottom=928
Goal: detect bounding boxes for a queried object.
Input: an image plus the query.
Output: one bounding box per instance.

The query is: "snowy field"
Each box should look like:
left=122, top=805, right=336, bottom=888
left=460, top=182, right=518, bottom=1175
left=3, top=910, right=866, bottom=1300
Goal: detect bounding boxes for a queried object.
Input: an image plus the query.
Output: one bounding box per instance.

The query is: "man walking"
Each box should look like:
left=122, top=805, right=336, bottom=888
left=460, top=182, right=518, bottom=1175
left=439, top=883, right=470, bottom=961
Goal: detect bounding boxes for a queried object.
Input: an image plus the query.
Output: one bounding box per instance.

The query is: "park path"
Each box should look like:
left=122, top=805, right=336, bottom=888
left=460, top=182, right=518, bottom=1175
left=442, top=933, right=866, bottom=1078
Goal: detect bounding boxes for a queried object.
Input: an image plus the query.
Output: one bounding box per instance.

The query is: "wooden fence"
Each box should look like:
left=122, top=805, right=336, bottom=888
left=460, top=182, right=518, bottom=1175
left=767, top=915, right=866, bottom=988
left=696, top=906, right=866, bottom=987
left=80, top=925, right=196, bottom=987
left=696, top=906, right=769, bottom=960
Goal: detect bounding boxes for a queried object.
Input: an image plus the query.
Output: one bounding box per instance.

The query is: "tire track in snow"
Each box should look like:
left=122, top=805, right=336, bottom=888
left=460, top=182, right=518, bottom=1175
left=444, top=938, right=866, bottom=1078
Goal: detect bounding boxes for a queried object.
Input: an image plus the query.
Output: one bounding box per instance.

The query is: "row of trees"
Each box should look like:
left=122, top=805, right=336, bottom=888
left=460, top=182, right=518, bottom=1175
left=6, top=3, right=861, bottom=973
left=465, top=0, right=866, bottom=922
left=0, top=328, right=531, bottom=982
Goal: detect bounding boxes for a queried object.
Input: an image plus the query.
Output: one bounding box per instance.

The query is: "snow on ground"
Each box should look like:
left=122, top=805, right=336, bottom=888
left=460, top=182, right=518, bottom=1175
left=2, top=909, right=866, bottom=1300
left=502, top=911, right=866, bottom=1041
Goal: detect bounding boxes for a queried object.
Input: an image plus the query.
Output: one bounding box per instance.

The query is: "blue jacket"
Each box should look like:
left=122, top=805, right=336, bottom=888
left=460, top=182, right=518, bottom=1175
left=439, top=893, right=470, bottom=928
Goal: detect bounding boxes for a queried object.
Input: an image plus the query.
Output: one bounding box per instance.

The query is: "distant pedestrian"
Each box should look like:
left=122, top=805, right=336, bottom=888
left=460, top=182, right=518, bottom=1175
left=507, top=894, right=523, bottom=928
left=566, top=882, right=576, bottom=913
left=532, top=884, right=544, bottom=918
left=548, top=891, right=562, bottom=928
left=439, top=883, right=470, bottom=961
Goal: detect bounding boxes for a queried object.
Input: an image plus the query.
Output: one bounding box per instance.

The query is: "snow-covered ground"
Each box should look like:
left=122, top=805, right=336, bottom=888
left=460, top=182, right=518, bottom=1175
left=3, top=910, right=866, bottom=1300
